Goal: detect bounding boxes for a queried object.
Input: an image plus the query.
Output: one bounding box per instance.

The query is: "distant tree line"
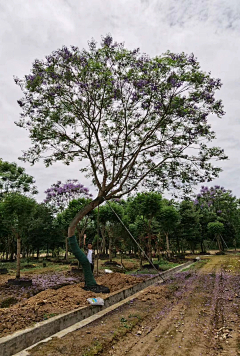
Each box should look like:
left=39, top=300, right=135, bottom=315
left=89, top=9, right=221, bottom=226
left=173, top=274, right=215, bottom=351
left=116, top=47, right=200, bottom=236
left=1, top=159, right=240, bottom=267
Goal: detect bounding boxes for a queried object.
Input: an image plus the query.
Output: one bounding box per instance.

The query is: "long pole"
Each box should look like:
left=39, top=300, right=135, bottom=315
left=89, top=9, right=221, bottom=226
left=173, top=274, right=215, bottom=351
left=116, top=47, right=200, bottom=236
left=102, top=197, right=165, bottom=281
left=97, top=205, right=100, bottom=276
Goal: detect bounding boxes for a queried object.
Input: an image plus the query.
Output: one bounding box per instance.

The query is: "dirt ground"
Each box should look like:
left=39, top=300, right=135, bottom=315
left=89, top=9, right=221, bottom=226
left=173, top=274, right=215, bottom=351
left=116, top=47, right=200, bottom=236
left=0, top=272, right=145, bottom=337
left=28, top=254, right=240, bottom=356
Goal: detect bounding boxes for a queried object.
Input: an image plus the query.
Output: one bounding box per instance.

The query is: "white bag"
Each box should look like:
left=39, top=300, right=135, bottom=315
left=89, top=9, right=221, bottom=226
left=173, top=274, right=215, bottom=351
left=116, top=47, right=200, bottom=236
left=87, top=297, right=104, bottom=306
left=104, top=269, right=113, bottom=273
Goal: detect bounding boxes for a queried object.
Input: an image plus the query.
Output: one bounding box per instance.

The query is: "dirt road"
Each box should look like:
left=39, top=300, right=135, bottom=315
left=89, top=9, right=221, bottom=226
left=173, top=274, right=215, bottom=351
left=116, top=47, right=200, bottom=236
left=29, top=255, right=240, bottom=356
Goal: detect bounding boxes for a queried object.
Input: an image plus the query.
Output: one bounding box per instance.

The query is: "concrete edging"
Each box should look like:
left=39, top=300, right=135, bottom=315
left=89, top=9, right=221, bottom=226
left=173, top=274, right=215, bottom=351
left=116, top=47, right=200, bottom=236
left=0, top=260, right=193, bottom=356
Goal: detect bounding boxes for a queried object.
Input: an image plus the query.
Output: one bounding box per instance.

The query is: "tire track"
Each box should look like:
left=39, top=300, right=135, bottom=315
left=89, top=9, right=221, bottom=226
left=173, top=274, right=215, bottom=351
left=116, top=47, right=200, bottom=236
left=108, top=272, right=217, bottom=356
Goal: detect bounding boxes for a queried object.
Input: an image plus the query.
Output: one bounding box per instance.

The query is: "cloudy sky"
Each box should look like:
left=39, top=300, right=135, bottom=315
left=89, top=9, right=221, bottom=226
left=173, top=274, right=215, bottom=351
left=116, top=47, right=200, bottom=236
left=1, top=0, right=240, bottom=201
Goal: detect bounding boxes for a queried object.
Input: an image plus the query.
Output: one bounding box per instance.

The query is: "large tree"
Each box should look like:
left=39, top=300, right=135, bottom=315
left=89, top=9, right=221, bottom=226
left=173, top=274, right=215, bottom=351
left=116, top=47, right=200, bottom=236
left=15, top=35, right=227, bottom=289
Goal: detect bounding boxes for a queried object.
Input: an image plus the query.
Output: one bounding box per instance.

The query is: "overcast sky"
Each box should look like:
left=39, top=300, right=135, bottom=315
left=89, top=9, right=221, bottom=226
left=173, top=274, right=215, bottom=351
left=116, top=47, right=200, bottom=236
left=1, top=0, right=240, bottom=201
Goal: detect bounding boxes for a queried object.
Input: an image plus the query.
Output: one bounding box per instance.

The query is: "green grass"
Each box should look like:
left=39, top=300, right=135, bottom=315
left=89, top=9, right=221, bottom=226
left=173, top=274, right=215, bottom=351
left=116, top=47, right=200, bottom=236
left=156, top=259, right=179, bottom=270
left=0, top=258, right=71, bottom=275
left=125, top=259, right=180, bottom=275
left=43, top=313, right=58, bottom=320
left=181, top=259, right=208, bottom=272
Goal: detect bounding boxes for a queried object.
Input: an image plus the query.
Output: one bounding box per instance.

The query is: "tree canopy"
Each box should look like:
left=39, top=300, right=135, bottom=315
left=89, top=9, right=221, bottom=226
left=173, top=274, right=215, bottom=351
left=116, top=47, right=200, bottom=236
left=15, top=34, right=227, bottom=214
left=0, top=159, right=38, bottom=198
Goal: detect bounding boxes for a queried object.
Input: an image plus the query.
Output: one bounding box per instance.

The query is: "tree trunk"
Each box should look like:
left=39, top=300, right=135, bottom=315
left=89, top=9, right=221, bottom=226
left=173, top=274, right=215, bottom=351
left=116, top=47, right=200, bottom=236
left=78, top=230, right=82, bottom=248
left=166, top=232, right=170, bottom=256
left=216, top=235, right=223, bottom=251
left=176, top=235, right=180, bottom=253
left=65, top=236, right=68, bottom=261
left=200, top=240, right=205, bottom=254
left=10, top=236, right=14, bottom=260
left=109, top=235, right=113, bottom=262
left=68, top=196, right=104, bottom=287
left=77, top=216, right=89, bottom=248
left=68, top=196, right=104, bottom=236
left=148, top=236, right=152, bottom=261
left=233, top=238, right=237, bottom=252
left=100, top=226, right=106, bottom=254
left=16, top=234, right=21, bottom=279
left=139, top=249, right=143, bottom=269
left=68, top=235, right=96, bottom=287
left=96, top=205, right=100, bottom=276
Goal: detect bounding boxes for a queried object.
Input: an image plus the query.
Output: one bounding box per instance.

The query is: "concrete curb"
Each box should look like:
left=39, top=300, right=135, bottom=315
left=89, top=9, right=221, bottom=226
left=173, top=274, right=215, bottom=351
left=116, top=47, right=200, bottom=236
left=1, top=261, right=193, bottom=356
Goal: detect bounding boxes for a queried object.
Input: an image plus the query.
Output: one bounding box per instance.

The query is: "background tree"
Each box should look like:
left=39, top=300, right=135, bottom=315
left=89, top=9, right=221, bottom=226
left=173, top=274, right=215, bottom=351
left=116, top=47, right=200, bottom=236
left=127, top=192, right=162, bottom=260
left=0, top=193, right=36, bottom=278
left=0, top=159, right=38, bottom=198
left=194, top=186, right=240, bottom=249
left=26, top=203, right=57, bottom=259
left=98, top=202, right=124, bottom=262
left=178, top=200, right=201, bottom=254
left=0, top=203, right=9, bottom=259
left=158, top=205, right=180, bottom=255
left=15, top=35, right=227, bottom=289
left=44, top=180, right=92, bottom=260
left=207, top=221, right=225, bottom=251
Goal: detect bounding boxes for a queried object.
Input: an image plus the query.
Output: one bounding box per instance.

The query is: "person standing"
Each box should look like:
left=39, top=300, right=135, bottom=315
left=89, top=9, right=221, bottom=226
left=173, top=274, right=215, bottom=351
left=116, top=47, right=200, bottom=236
left=84, top=235, right=95, bottom=272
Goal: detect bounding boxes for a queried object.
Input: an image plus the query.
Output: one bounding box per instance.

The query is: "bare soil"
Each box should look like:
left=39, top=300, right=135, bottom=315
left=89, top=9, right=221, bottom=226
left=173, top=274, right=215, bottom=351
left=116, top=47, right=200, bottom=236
left=28, top=254, right=240, bottom=356
left=0, top=272, right=144, bottom=337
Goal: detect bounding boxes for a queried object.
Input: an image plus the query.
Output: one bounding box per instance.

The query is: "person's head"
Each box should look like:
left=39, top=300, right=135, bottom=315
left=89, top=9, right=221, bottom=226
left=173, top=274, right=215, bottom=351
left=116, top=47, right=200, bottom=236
left=87, top=243, right=93, bottom=250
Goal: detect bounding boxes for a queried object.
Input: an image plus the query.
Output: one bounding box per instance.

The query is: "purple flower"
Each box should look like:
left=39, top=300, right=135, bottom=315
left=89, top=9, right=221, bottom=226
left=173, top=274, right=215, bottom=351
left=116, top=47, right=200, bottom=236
left=43, top=179, right=92, bottom=207
left=102, top=35, right=113, bottom=47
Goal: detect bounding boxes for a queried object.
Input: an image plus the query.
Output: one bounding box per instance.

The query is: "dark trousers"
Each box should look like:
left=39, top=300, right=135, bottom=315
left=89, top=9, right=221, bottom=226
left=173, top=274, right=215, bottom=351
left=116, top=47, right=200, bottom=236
left=91, top=263, right=94, bottom=272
